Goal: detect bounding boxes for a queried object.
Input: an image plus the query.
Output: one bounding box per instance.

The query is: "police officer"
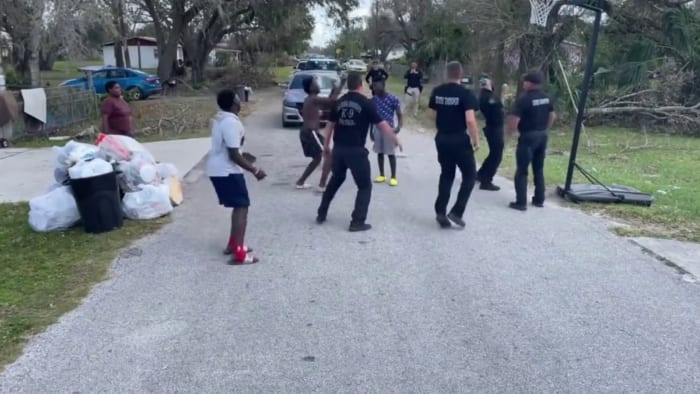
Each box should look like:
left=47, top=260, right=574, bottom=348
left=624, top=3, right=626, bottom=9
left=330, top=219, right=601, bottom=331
left=317, top=73, right=402, bottom=232
left=507, top=71, right=556, bottom=211
left=428, top=61, right=480, bottom=229
left=365, top=60, right=389, bottom=96
left=476, top=74, right=504, bottom=191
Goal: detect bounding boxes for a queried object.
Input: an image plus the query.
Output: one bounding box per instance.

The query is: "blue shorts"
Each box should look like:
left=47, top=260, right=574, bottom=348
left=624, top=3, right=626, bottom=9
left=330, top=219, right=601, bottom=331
left=210, top=174, right=250, bottom=208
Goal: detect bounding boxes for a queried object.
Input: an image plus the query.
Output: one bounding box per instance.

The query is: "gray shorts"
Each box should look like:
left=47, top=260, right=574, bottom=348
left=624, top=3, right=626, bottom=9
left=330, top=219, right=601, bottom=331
left=372, top=126, right=396, bottom=155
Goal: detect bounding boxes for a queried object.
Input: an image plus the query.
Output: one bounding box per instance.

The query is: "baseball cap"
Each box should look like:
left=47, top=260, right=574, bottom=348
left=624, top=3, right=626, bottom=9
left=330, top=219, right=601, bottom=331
left=523, top=71, right=544, bottom=84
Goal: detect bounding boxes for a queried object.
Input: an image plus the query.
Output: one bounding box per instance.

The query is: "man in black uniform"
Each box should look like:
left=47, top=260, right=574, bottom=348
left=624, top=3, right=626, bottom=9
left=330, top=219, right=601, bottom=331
left=476, top=74, right=504, bottom=191
left=365, top=60, right=389, bottom=96
left=507, top=71, right=556, bottom=211
left=317, top=73, right=402, bottom=232
left=428, top=61, right=480, bottom=229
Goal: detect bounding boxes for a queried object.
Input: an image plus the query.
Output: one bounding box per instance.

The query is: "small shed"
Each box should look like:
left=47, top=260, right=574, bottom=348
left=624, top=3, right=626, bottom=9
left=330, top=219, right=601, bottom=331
left=102, top=36, right=183, bottom=70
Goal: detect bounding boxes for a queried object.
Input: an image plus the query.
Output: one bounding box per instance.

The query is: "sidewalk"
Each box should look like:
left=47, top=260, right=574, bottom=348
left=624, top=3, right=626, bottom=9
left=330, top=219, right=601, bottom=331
left=0, top=138, right=210, bottom=203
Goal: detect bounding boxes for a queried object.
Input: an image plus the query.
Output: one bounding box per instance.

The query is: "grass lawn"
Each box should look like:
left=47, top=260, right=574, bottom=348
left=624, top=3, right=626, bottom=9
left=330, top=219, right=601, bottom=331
left=271, top=66, right=293, bottom=84
left=384, top=78, right=700, bottom=242
left=0, top=203, right=169, bottom=368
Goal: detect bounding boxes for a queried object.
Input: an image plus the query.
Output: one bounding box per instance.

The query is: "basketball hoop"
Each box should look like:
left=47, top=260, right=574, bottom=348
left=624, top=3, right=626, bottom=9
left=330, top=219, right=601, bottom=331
left=529, top=0, right=558, bottom=27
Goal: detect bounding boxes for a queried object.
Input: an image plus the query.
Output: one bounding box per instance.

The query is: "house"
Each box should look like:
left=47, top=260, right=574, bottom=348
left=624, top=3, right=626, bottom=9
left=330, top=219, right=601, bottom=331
left=0, top=31, right=11, bottom=63
left=208, top=44, right=241, bottom=66
left=385, top=46, right=406, bottom=62
left=102, top=36, right=183, bottom=70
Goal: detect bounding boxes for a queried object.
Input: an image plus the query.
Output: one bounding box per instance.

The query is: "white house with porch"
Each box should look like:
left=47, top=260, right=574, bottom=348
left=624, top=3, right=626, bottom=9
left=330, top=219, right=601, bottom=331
left=102, top=36, right=183, bottom=70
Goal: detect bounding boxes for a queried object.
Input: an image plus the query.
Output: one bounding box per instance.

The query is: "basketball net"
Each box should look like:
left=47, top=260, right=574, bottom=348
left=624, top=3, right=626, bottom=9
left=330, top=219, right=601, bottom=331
left=529, top=0, right=557, bottom=27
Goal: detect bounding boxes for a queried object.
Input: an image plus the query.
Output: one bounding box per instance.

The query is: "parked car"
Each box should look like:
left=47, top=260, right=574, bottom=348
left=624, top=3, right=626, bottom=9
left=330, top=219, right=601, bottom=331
left=281, top=70, right=345, bottom=128
left=59, top=66, right=161, bottom=100
left=297, top=58, right=341, bottom=74
left=343, top=59, right=367, bottom=72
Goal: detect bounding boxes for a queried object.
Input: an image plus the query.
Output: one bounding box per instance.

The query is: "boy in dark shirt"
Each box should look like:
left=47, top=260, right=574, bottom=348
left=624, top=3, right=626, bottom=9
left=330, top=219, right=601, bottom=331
left=403, top=62, right=423, bottom=116
left=365, top=60, right=389, bottom=96
left=507, top=71, right=556, bottom=211
left=428, top=61, right=480, bottom=229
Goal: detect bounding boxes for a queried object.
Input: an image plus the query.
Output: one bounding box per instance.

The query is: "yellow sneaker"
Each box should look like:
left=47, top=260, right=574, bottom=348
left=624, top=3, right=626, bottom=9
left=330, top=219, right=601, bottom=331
left=374, top=176, right=386, bottom=183
left=389, top=178, right=398, bottom=187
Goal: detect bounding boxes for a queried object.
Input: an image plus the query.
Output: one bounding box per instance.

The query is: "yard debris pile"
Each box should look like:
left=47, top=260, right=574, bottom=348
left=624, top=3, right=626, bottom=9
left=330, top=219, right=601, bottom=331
left=28, top=134, right=183, bottom=232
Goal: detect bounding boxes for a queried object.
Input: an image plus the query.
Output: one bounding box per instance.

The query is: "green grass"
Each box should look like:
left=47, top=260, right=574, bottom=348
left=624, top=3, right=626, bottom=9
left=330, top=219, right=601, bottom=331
left=271, top=66, right=293, bottom=84
left=384, top=77, right=700, bottom=242
left=0, top=203, right=169, bottom=368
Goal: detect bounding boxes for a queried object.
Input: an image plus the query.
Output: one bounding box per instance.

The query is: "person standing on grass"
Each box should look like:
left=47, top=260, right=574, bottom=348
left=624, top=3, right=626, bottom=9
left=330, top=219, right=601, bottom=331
left=101, top=81, right=135, bottom=138
left=369, top=80, right=403, bottom=186
left=403, top=62, right=423, bottom=116
left=507, top=71, right=556, bottom=211
left=476, top=75, right=505, bottom=191
left=316, top=73, right=402, bottom=232
left=208, top=90, right=267, bottom=265
left=428, top=61, right=480, bottom=229
left=295, top=74, right=346, bottom=191
left=365, top=60, right=388, bottom=96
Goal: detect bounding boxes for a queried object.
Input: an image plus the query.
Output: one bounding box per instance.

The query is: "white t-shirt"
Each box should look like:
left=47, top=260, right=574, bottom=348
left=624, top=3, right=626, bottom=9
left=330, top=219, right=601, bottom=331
left=207, top=111, right=245, bottom=177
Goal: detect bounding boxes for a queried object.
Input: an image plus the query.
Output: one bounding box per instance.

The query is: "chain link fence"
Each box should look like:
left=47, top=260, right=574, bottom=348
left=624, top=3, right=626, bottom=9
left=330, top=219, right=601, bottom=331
left=9, top=86, right=99, bottom=141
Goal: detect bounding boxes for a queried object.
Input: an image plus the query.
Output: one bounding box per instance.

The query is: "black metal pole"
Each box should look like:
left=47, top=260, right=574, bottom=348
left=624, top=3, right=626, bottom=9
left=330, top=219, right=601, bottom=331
left=563, top=9, right=603, bottom=193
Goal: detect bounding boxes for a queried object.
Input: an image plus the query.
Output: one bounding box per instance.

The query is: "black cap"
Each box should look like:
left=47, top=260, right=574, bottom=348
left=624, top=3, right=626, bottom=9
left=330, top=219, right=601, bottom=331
left=523, top=71, right=544, bottom=84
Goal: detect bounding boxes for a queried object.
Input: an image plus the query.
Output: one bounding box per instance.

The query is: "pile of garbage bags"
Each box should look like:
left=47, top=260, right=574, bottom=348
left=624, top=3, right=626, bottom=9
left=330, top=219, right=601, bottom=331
left=28, top=134, right=183, bottom=232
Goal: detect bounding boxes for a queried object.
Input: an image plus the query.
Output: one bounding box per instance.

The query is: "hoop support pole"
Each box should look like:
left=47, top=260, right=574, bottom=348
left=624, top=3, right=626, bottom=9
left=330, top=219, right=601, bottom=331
left=563, top=9, right=603, bottom=192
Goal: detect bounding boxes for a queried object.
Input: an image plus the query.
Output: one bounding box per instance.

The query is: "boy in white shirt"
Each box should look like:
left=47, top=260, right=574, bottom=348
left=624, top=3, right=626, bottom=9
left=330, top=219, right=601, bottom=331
left=207, top=90, right=266, bottom=264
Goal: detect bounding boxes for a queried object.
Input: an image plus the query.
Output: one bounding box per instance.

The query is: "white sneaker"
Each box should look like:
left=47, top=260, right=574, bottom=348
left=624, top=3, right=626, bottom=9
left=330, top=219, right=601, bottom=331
left=316, top=186, right=326, bottom=193
left=295, top=183, right=311, bottom=190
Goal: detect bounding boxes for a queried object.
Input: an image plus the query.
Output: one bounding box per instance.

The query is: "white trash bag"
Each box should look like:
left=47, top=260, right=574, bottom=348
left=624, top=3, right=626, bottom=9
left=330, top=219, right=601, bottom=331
left=68, top=158, right=113, bottom=180
left=52, top=140, right=100, bottom=183
left=122, top=184, right=173, bottom=220
left=155, top=162, right=179, bottom=180
left=28, top=186, right=81, bottom=232
left=97, top=134, right=155, bottom=163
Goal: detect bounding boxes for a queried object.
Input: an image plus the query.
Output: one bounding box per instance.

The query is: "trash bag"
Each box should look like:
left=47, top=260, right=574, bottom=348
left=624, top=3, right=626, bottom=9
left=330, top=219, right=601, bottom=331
left=28, top=186, right=81, bottom=232
left=122, top=184, right=173, bottom=220
left=68, top=158, right=114, bottom=180
left=156, top=162, right=179, bottom=180
left=52, top=141, right=101, bottom=184
left=97, top=133, right=155, bottom=163
left=116, top=152, right=160, bottom=192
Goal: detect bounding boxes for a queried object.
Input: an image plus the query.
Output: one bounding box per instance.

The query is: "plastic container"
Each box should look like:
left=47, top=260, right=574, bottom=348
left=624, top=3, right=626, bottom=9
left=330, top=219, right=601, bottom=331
left=70, top=171, right=123, bottom=234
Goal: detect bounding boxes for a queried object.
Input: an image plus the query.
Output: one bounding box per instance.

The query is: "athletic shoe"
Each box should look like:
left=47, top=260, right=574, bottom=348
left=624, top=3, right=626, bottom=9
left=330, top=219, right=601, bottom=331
left=316, top=186, right=326, bottom=193
left=230, top=253, right=259, bottom=265
left=508, top=202, right=527, bottom=211
left=389, top=178, right=398, bottom=187
left=531, top=199, right=544, bottom=208
left=479, top=183, right=500, bottom=191
left=436, top=214, right=452, bottom=228
left=295, top=183, right=312, bottom=189
left=223, top=245, right=253, bottom=255
left=316, top=214, right=326, bottom=224
left=349, top=222, right=372, bottom=232
left=374, top=176, right=386, bottom=183
left=447, top=212, right=466, bottom=227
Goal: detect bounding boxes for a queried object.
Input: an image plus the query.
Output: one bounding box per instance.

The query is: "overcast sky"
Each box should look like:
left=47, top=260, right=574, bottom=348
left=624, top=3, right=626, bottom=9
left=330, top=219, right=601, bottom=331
left=310, top=0, right=372, bottom=48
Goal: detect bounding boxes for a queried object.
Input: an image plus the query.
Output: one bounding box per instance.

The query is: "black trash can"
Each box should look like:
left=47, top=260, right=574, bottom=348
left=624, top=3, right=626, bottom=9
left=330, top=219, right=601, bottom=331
left=70, top=171, right=124, bottom=234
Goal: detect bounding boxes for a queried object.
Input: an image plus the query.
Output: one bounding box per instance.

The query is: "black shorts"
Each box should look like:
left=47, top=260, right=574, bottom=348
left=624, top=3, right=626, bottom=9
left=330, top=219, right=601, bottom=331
left=210, top=174, right=250, bottom=208
left=300, top=128, right=324, bottom=158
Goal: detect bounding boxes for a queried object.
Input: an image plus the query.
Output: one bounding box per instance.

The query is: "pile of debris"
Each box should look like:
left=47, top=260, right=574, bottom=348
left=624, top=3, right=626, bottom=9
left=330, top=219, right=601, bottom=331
left=28, top=134, right=183, bottom=232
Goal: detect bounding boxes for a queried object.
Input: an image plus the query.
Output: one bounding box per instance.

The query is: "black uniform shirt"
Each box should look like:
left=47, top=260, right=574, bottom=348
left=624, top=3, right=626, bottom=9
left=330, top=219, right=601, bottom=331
left=366, top=68, right=389, bottom=84
left=330, top=91, right=383, bottom=147
left=479, top=89, right=504, bottom=127
left=428, top=83, right=479, bottom=135
left=512, top=89, right=554, bottom=133
left=404, top=70, right=423, bottom=89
